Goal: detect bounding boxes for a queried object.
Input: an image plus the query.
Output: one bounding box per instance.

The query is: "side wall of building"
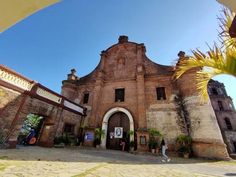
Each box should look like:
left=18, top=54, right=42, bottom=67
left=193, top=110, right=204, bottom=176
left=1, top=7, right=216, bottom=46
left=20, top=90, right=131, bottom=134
left=208, top=80, right=236, bottom=154
left=0, top=65, right=85, bottom=148
left=0, top=84, right=83, bottom=147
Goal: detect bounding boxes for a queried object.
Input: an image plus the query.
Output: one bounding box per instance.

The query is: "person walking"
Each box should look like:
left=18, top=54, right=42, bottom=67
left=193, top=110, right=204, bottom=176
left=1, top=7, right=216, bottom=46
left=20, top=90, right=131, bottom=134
left=161, top=139, right=170, bottom=162
left=120, top=138, right=126, bottom=151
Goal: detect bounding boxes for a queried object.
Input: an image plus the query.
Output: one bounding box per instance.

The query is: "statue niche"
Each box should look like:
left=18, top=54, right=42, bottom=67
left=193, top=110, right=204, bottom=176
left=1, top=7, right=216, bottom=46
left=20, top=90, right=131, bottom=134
left=117, top=56, right=126, bottom=70
left=114, top=56, right=126, bottom=79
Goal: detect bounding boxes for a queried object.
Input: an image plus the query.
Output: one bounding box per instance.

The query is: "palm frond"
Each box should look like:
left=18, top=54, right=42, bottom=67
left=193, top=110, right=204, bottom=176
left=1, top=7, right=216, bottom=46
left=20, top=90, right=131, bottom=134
left=224, top=47, right=236, bottom=75
left=174, top=46, right=224, bottom=80
left=195, top=69, right=222, bottom=101
left=218, top=9, right=236, bottom=49
left=174, top=46, right=236, bottom=101
left=174, top=8, right=236, bottom=102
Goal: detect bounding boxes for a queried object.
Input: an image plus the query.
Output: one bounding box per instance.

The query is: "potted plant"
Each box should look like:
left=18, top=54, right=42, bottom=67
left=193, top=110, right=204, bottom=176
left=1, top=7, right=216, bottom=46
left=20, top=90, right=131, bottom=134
left=176, top=134, right=192, bottom=158
left=148, top=128, right=162, bottom=153
left=94, top=128, right=105, bottom=148
left=129, top=140, right=135, bottom=152
left=148, top=139, right=158, bottom=153
left=127, top=130, right=134, bottom=137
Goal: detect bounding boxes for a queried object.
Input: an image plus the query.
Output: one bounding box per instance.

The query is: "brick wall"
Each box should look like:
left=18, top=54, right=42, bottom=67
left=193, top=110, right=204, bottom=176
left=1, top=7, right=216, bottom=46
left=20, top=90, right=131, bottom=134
left=62, top=36, right=229, bottom=159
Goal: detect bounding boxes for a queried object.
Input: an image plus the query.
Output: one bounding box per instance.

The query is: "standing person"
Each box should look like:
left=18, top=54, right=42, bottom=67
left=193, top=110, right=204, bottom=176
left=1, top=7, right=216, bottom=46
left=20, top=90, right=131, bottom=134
left=120, top=138, right=126, bottom=151
left=161, top=139, right=170, bottom=162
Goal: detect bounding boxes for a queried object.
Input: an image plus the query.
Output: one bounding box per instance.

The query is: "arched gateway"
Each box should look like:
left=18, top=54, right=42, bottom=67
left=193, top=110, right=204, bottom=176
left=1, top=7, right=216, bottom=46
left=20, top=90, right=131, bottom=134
left=101, top=107, right=134, bottom=149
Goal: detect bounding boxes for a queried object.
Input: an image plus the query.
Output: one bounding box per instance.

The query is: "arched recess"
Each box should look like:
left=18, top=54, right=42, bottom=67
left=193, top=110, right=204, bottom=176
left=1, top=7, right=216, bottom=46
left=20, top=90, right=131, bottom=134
left=101, top=107, right=134, bottom=148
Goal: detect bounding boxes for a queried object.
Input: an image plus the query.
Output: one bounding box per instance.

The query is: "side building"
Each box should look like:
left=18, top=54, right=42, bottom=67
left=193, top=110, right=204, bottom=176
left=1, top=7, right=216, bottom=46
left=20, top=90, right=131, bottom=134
left=208, top=79, right=236, bottom=156
left=62, top=36, right=229, bottom=159
left=0, top=65, right=86, bottom=148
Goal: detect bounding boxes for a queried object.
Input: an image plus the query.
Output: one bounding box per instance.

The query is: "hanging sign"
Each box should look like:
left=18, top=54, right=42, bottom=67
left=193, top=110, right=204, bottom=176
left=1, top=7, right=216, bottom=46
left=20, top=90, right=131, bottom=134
left=114, top=127, right=123, bottom=138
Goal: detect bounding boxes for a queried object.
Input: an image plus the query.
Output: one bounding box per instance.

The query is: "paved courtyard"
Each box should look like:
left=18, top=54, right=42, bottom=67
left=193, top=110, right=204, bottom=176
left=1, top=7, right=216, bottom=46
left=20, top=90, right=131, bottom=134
left=0, top=146, right=236, bottom=177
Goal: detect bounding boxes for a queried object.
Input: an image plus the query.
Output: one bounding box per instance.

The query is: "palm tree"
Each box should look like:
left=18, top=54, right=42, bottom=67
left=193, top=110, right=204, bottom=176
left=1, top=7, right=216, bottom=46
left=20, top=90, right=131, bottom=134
left=174, top=9, right=236, bottom=101
left=94, top=128, right=105, bottom=146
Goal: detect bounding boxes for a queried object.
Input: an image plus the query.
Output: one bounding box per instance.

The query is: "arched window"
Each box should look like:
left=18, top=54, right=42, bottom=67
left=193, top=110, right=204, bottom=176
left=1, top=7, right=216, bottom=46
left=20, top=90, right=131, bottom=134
left=83, top=93, right=89, bottom=104
left=218, top=101, right=224, bottom=111
left=224, top=117, right=232, bottom=130
left=211, top=88, right=218, bottom=95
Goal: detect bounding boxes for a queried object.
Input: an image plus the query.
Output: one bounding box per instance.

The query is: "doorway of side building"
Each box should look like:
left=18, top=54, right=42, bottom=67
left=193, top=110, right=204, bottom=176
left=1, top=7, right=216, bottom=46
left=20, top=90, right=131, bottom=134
left=233, top=141, right=236, bottom=153
left=17, top=113, right=44, bottom=146
left=106, top=112, right=130, bottom=151
left=63, top=123, right=77, bottom=145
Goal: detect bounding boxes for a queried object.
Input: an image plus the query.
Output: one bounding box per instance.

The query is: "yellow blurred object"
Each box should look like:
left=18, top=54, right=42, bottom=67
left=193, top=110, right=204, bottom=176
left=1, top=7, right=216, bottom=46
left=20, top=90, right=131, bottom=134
left=217, top=0, right=236, bottom=12
left=0, top=0, right=60, bottom=32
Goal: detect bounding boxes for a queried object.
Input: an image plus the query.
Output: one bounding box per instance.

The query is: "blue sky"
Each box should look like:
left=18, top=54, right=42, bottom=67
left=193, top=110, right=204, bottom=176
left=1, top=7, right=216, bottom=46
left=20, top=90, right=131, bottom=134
left=0, top=0, right=235, bottom=105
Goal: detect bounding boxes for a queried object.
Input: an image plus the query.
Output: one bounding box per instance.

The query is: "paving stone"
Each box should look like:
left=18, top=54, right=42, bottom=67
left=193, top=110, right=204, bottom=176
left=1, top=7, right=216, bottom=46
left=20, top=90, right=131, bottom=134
left=0, top=146, right=235, bottom=177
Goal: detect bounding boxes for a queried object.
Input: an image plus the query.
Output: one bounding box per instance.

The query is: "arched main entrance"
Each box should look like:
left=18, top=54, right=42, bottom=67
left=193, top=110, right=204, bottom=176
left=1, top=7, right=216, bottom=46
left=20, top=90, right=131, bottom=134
left=107, top=112, right=129, bottom=150
left=101, top=107, right=134, bottom=149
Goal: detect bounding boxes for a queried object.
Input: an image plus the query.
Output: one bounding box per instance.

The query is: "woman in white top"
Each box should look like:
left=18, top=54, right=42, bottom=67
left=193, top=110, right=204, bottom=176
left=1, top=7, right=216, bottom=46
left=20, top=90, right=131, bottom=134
left=161, top=139, right=170, bottom=162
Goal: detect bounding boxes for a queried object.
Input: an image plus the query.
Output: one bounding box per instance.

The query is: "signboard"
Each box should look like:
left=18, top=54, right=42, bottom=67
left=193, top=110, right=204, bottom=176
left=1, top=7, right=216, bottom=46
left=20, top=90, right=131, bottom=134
left=36, top=87, right=62, bottom=104
left=64, top=100, right=84, bottom=114
left=84, top=132, right=94, bottom=141
left=110, top=132, right=114, bottom=139
left=114, top=127, right=123, bottom=138
left=140, top=136, right=146, bottom=145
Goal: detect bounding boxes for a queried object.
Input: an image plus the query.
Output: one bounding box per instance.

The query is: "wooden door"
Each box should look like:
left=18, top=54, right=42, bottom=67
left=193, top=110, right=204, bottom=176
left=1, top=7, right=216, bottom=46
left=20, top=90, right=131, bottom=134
left=106, top=112, right=129, bottom=150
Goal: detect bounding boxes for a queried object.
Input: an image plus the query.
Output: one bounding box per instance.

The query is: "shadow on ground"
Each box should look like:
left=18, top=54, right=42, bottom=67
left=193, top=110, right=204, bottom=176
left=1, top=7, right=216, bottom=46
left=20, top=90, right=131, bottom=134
left=0, top=146, right=226, bottom=165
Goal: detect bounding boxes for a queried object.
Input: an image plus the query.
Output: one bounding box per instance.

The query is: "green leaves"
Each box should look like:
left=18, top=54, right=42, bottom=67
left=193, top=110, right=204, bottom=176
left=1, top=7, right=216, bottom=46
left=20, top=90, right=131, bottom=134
left=148, top=128, right=162, bottom=137
left=95, top=128, right=105, bottom=139
left=20, top=114, right=43, bottom=136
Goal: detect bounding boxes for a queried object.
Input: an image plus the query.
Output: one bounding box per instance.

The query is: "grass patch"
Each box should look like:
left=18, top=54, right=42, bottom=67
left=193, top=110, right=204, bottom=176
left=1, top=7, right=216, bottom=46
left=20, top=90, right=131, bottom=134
left=0, top=156, right=8, bottom=160
left=72, top=164, right=106, bottom=177
left=217, top=160, right=236, bottom=165
left=0, top=164, right=6, bottom=171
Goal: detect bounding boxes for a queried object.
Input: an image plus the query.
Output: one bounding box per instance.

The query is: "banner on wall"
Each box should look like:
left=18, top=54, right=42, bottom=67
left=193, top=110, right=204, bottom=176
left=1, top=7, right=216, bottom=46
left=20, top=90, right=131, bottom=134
left=114, top=127, right=123, bottom=138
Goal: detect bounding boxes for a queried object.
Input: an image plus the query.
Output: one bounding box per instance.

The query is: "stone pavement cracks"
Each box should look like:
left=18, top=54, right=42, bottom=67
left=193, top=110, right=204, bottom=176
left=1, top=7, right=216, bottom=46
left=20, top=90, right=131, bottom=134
left=0, top=146, right=236, bottom=177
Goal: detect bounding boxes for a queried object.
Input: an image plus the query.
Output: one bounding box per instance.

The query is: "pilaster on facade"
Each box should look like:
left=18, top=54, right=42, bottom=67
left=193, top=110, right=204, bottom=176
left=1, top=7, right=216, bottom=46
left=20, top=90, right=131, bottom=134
left=136, top=64, right=146, bottom=129
left=89, top=73, right=104, bottom=128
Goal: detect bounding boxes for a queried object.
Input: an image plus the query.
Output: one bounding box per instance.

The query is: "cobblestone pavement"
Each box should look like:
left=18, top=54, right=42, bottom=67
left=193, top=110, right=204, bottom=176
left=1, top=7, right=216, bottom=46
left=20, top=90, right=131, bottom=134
left=0, top=146, right=236, bottom=177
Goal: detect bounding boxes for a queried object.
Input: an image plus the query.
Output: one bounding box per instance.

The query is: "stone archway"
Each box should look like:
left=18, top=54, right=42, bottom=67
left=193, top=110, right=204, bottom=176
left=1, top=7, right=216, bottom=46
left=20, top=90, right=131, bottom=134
left=101, top=107, right=134, bottom=148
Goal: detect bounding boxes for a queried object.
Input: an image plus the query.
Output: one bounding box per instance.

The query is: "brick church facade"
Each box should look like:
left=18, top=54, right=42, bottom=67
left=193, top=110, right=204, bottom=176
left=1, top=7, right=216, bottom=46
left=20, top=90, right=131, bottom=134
left=62, top=36, right=229, bottom=159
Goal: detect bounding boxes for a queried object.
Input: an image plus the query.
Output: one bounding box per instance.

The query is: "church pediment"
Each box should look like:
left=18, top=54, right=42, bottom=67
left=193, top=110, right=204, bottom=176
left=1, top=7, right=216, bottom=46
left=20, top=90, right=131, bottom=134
left=65, top=36, right=174, bottom=85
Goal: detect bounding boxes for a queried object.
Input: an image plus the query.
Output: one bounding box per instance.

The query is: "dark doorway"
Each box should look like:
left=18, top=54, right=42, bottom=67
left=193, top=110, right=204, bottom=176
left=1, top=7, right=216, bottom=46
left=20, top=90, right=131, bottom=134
left=106, top=112, right=129, bottom=151
left=17, top=113, right=44, bottom=145
left=233, top=142, right=236, bottom=153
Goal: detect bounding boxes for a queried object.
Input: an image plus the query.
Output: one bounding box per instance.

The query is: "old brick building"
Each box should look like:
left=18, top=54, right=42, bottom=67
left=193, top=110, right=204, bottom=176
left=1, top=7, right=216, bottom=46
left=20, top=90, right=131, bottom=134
left=208, top=80, right=236, bottom=155
left=0, top=65, right=86, bottom=148
left=62, top=36, right=229, bottom=159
